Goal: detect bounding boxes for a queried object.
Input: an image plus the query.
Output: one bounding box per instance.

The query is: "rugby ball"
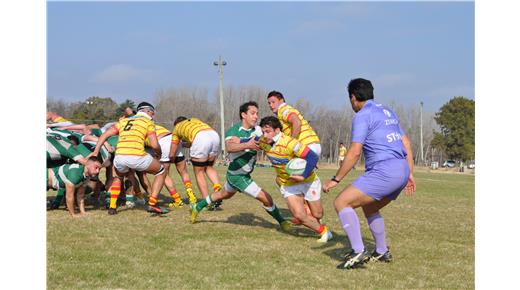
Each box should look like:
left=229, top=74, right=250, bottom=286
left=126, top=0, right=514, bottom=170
left=286, top=158, right=306, bottom=175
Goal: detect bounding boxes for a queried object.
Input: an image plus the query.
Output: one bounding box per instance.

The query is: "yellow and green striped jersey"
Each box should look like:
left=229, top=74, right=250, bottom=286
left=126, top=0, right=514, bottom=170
left=171, top=118, right=212, bottom=144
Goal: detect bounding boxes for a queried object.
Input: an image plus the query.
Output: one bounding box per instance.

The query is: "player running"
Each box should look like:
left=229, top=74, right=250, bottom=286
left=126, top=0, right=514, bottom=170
left=323, top=78, right=416, bottom=269
left=189, top=101, right=292, bottom=232
left=47, top=156, right=103, bottom=217
left=257, top=116, right=333, bottom=243
left=168, top=116, right=223, bottom=209
left=91, top=102, right=168, bottom=215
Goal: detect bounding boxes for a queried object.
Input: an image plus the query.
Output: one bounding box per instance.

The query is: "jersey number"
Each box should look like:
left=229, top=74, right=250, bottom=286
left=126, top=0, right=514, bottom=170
left=123, top=120, right=135, bottom=131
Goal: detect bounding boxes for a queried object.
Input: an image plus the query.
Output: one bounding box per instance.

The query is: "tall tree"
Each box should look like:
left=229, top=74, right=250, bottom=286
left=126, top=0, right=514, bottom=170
left=71, top=96, right=118, bottom=125
left=434, top=96, right=475, bottom=161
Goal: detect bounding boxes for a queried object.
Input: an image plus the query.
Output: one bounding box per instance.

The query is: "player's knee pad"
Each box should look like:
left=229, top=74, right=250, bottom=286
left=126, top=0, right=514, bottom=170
left=191, top=159, right=207, bottom=167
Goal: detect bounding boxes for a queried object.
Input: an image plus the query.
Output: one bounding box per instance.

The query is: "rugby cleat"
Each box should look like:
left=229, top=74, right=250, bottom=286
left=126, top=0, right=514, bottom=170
left=213, top=200, right=223, bottom=211
left=147, top=205, right=169, bottom=214
left=107, top=208, right=118, bottom=215
left=369, top=249, right=393, bottom=263
left=168, top=199, right=185, bottom=208
left=337, top=249, right=369, bottom=270
left=317, top=229, right=333, bottom=243
left=190, top=203, right=200, bottom=223
left=280, top=220, right=293, bottom=233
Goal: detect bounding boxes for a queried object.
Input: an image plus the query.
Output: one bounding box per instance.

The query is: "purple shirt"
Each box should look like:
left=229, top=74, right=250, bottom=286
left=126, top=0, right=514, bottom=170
left=351, top=100, right=407, bottom=170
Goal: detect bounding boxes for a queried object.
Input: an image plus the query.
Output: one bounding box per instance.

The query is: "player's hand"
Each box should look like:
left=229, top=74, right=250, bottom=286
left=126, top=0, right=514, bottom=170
left=288, top=175, right=305, bottom=182
left=245, top=137, right=260, bottom=151
left=404, top=174, right=416, bottom=196
left=322, top=179, right=338, bottom=193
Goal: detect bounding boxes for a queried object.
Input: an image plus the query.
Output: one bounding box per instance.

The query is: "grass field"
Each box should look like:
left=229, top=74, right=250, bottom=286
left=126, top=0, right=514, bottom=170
left=47, top=166, right=474, bottom=289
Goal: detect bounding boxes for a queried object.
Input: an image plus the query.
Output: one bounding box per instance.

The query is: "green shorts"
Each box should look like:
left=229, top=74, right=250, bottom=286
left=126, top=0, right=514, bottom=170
left=225, top=174, right=262, bottom=198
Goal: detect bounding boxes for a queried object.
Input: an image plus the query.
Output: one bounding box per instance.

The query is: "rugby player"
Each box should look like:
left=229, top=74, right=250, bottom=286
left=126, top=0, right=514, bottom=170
left=168, top=116, right=223, bottom=209
left=46, top=156, right=103, bottom=217
left=91, top=102, right=167, bottom=215
left=189, top=102, right=292, bottom=232
left=257, top=116, right=333, bottom=243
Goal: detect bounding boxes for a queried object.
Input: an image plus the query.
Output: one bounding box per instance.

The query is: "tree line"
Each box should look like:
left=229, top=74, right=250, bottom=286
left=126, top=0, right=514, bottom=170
left=47, top=86, right=474, bottom=165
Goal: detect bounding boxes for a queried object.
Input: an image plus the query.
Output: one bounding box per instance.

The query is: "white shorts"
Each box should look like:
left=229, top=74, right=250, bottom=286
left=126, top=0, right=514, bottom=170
left=146, top=135, right=183, bottom=162
left=307, top=143, right=321, bottom=157
left=339, top=156, right=345, bottom=161
left=190, top=130, right=220, bottom=159
left=280, top=177, right=321, bottom=202
left=114, top=154, right=153, bottom=174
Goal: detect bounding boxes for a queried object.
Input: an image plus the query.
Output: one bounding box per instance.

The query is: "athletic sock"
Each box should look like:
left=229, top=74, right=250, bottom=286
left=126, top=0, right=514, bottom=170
left=263, top=203, right=286, bottom=224
left=108, top=181, right=121, bottom=209
left=195, top=194, right=212, bottom=212
left=148, top=196, right=158, bottom=206
left=316, top=224, right=329, bottom=236
left=169, top=188, right=181, bottom=202
left=338, top=207, right=364, bottom=253
left=367, top=213, right=388, bottom=254
left=213, top=184, right=222, bottom=193
left=126, top=194, right=135, bottom=203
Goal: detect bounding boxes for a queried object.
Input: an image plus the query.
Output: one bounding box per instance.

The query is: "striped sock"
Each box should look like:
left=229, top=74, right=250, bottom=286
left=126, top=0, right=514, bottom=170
left=184, top=181, right=192, bottom=190
left=148, top=196, right=158, bottom=206
left=213, top=184, right=222, bottom=193
left=169, top=189, right=181, bottom=202
left=109, top=181, right=121, bottom=209
left=316, top=224, right=328, bottom=236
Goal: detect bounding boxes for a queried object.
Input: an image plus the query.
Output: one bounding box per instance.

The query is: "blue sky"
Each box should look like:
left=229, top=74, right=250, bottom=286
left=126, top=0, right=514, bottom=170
left=47, top=1, right=474, bottom=112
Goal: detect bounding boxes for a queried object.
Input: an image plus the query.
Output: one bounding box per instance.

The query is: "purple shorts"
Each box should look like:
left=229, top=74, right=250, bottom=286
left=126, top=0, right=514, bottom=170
left=352, top=158, right=410, bottom=201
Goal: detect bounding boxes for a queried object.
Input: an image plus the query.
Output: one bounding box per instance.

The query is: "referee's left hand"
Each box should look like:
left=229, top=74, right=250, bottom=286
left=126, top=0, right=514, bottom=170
left=322, top=179, right=338, bottom=193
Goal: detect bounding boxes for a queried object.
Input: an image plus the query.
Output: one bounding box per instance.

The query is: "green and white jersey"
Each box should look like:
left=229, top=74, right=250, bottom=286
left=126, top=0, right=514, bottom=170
left=225, top=123, right=263, bottom=176
left=47, top=128, right=85, bottom=143
left=50, top=163, right=87, bottom=189
left=46, top=135, right=82, bottom=167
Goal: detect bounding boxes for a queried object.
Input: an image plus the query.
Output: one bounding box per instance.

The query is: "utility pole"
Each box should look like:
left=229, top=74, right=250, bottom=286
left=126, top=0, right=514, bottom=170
left=213, top=55, right=227, bottom=157
left=420, top=101, right=424, bottom=165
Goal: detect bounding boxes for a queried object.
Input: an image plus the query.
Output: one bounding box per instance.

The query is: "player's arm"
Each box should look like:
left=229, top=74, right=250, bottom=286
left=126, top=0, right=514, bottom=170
left=64, top=182, right=78, bottom=217
left=288, top=142, right=319, bottom=182
left=288, top=113, right=302, bottom=139
left=169, top=138, right=179, bottom=161
left=323, top=142, right=363, bottom=193
left=225, top=136, right=259, bottom=152
left=92, top=127, right=117, bottom=157
left=401, top=135, right=416, bottom=195
left=76, top=184, right=87, bottom=215
left=147, top=131, right=161, bottom=159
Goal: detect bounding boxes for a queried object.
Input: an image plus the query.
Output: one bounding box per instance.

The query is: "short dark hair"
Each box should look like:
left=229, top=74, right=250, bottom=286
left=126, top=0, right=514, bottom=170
left=348, top=78, right=374, bottom=101
left=87, top=156, right=100, bottom=163
left=267, top=90, right=284, bottom=101
left=239, top=101, right=258, bottom=120
left=67, top=135, right=80, bottom=146
left=174, top=116, right=188, bottom=125
left=339, top=142, right=344, bottom=146
left=259, top=116, right=282, bottom=130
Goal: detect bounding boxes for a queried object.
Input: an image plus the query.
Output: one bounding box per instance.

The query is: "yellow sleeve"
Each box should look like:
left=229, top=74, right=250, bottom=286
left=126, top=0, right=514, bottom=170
left=172, top=125, right=180, bottom=144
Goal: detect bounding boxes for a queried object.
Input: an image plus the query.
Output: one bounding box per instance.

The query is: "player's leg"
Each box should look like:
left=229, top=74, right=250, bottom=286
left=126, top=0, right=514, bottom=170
left=285, top=194, right=322, bottom=233
left=189, top=180, right=236, bottom=223
left=163, top=163, right=183, bottom=208
left=334, top=184, right=375, bottom=269
left=175, top=157, right=197, bottom=204
left=108, top=156, right=131, bottom=214
left=143, top=157, right=167, bottom=212
left=362, top=197, right=393, bottom=262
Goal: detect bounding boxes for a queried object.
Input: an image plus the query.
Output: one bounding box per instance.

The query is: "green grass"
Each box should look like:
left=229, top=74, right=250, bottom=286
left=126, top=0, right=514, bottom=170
left=47, top=166, right=474, bottom=289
